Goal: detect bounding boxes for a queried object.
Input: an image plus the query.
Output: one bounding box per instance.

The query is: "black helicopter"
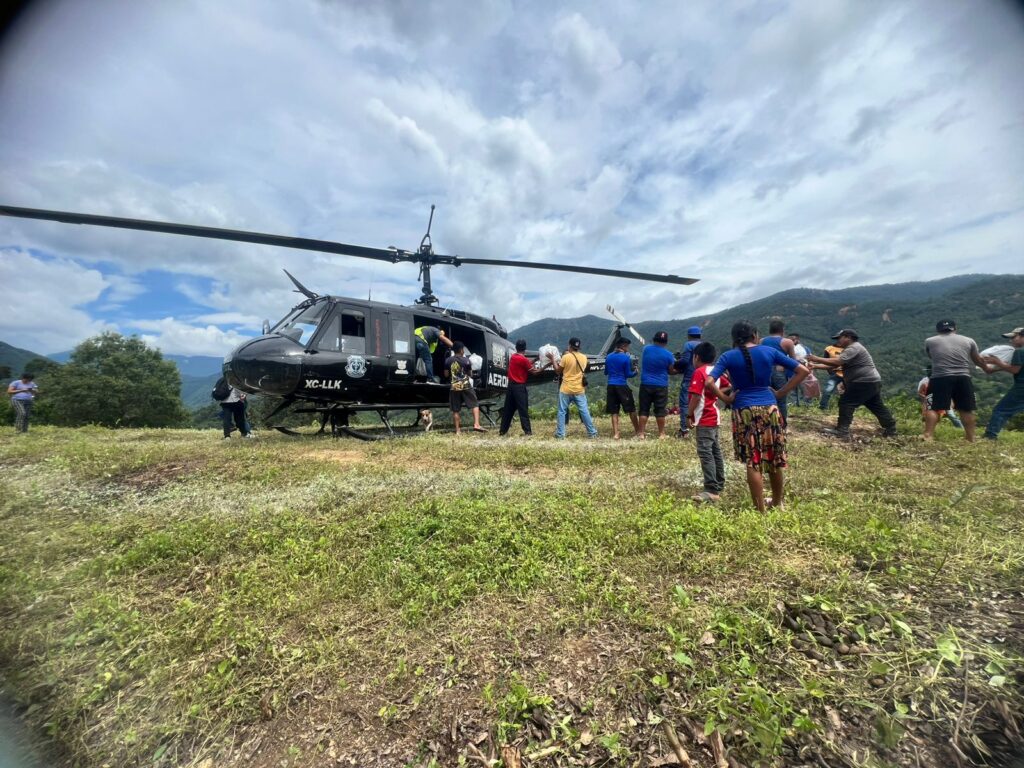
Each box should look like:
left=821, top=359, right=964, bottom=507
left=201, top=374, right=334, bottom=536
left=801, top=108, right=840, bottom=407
left=0, top=204, right=696, bottom=438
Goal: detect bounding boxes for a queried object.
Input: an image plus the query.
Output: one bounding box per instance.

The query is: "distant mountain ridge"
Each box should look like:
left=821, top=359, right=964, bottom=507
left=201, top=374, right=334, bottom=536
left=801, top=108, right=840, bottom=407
left=47, top=350, right=224, bottom=377
left=4, top=274, right=1020, bottom=411
left=0, top=340, right=48, bottom=378
left=509, top=273, right=1024, bottom=405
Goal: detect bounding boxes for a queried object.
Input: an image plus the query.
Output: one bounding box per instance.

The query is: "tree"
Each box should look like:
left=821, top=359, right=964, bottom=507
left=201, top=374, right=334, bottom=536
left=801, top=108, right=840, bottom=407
left=46, top=333, right=189, bottom=428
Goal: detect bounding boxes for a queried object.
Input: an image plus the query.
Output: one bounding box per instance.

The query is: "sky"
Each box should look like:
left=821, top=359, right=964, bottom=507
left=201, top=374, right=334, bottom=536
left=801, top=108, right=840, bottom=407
left=0, top=0, right=1022, bottom=356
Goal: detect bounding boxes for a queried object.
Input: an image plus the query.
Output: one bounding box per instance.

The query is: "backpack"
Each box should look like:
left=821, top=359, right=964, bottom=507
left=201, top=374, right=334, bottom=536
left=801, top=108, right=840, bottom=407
left=212, top=377, right=231, bottom=401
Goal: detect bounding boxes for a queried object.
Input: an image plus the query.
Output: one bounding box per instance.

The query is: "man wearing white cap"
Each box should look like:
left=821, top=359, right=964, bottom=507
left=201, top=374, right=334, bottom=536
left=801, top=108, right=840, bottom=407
left=982, top=327, right=1024, bottom=441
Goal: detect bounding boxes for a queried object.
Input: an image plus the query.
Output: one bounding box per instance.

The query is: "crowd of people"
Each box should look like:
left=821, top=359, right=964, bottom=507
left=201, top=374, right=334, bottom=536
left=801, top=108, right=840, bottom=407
left=8, top=318, right=1022, bottom=511
left=492, top=319, right=1024, bottom=512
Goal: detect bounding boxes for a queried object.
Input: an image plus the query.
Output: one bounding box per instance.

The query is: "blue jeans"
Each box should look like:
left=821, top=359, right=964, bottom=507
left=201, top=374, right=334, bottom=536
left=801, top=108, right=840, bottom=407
left=415, top=338, right=435, bottom=381
left=984, top=390, right=1024, bottom=439
left=556, top=392, right=598, bottom=438
left=819, top=375, right=841, bottom=410
left=678, top=375, right=692, bottom=433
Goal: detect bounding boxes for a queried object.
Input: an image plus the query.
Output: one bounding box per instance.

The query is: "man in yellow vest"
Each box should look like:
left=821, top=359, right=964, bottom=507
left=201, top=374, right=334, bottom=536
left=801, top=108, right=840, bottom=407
left=414, top=325, right=453, bottom=382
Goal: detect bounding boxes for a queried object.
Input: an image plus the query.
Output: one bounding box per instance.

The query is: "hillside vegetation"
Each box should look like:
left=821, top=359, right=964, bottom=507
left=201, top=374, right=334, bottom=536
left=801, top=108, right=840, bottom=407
left=511, top=273, right=1024, bottom=410
left=1, top=407, right=1022, bottom=767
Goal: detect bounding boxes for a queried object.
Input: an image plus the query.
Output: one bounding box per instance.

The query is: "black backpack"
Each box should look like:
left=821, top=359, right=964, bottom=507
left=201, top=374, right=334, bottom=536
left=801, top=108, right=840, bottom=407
left=211, top=377, right=231, bottom=401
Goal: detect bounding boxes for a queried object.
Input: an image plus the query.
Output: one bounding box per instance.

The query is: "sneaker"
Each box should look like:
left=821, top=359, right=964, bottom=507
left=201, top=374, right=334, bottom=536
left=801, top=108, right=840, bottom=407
left=822, top=428, right=851, bottom=440
left=245, top=433, right=256, bottom=439
left=881, top=429, right=897, bottom=438
left=223, top=435, right=232, bottom=440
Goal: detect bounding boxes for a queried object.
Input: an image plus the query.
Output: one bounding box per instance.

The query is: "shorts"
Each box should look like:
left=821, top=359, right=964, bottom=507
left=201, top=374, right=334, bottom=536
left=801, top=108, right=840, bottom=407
left=449, top=387, right=479, bottom=413
left=928, top=375, right=976, bottom=412
left=731, top=405, right=787, bottom=473
left=606, top=385, right=636, bottom=414
left=638, top=385, right=668, bottom=417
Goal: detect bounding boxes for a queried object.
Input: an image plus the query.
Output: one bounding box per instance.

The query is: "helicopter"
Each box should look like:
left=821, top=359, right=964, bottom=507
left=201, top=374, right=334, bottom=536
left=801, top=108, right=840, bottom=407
left=0, top=204, right=697, bottom=438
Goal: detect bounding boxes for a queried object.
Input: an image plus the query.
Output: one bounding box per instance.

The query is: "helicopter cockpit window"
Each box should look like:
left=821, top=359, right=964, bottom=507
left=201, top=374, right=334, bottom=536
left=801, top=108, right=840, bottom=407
left=340, top=310, right=366, bottom=353
left=391, top=319, right=411, bottom=354
left=273, top=302, right=326, bottom=346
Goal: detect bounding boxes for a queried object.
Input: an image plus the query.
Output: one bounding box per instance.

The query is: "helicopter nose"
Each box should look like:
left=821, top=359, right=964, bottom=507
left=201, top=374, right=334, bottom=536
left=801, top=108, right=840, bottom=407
left=224, top=336, right=303, bottom=396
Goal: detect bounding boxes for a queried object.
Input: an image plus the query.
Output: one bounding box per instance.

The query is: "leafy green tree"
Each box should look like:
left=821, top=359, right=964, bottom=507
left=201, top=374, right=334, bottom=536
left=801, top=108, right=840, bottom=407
left=47, top=333, right=189, bottom=428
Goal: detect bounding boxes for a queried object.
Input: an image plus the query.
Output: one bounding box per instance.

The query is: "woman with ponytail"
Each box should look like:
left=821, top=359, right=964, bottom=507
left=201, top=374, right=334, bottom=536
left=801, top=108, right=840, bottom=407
left=705, top=321, right=809, bottom=511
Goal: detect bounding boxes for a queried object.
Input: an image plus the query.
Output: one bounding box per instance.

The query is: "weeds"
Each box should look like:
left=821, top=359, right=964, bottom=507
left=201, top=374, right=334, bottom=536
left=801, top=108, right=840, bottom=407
left=0, top=414, right=1022, bottom=766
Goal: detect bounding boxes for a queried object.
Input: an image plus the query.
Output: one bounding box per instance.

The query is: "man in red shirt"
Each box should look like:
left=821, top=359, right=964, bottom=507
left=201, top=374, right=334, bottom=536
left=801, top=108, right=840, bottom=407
left=499, top=339, right=540, bottom=436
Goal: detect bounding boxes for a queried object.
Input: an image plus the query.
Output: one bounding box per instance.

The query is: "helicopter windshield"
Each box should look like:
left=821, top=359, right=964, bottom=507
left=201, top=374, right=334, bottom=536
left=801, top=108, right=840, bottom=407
left=271, top=301, right=327, bottom=346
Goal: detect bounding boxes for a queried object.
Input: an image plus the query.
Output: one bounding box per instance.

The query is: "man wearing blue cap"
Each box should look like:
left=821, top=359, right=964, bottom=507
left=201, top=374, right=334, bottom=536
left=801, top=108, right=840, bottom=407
left=674, top=326, right=704, bottom=437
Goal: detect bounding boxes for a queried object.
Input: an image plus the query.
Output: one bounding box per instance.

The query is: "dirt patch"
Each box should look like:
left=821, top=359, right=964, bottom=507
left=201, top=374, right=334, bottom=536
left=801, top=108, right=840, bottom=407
left=114, top=458, right=208, bottom=492
left=302, top=450, right=366, bottom=466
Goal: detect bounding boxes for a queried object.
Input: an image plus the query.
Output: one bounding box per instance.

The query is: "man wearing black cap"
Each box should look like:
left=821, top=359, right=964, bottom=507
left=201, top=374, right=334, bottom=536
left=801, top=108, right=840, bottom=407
left=552, top=337, right=598, bottom=439
left=605, top=336, right=640, bottom=439
left=639, top=330, right=679, bottom=439
left=806, top=329, right=896, bottom=439
left=923, top=319, right=991, bottom=442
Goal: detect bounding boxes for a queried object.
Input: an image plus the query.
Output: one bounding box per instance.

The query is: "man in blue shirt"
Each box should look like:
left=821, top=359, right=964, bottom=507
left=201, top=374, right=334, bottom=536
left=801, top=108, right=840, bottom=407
left=639, top=330, right=679, bottom=439
left=605, top=337, right=639, bottom=439
left=674, top=325, right=703, bottom=438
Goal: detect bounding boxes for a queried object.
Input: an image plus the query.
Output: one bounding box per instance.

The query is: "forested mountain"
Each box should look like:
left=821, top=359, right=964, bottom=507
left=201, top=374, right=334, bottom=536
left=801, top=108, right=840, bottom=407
left=511, top=273, right=1024, bottom=408
left=0, top=340, right=49, bottom=379
left=4, top=274, right=1020, bottom=417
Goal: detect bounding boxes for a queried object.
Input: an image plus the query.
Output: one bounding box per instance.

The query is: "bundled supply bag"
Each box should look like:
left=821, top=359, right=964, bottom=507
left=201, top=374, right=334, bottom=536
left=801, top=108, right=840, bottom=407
left=980, top=345, right=1015, bottom=365
left=537, top=343, right=561, bottom=368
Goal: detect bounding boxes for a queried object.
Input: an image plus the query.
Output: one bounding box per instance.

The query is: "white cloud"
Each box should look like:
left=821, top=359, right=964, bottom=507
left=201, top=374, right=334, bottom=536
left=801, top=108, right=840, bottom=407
left=0, top=249, right=114, bottom=352
left=0, top=0, right=1021, bottom=337
left=129, top=317, right=253, bottom=357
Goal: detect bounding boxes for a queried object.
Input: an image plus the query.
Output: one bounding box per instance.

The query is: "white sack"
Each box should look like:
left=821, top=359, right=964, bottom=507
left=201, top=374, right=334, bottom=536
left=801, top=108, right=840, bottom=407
left=980, top=345, right=1015, bottom=365
left=537, top=343, right=561, bottom=368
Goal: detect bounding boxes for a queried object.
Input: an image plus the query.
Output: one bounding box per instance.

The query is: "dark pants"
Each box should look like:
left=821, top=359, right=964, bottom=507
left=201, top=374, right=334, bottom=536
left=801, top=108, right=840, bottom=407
left=678, top=375, right=692, bottom=433
left=696, top=426, right=725, bottom=493
left=12, top=399, right=32, bottom=432
left=221, top=402, right=249, bottom=437
left=771, top=370, right=789, bottom=425
left=819, top=374, right=841, bottom=410
left=415, top=338, right=435, bottom=381
left=837, top=381, right=896, bottom=435
left=500, top=383, right=531, bottom=435
left=984, top=389, right=1024, bottom=439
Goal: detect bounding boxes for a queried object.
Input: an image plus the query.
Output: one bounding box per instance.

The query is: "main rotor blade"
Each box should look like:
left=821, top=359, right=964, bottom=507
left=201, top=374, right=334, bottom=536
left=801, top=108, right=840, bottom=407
left=454, top=256, right=698, bottom=285
left=0, top=205, right=411, bottom=264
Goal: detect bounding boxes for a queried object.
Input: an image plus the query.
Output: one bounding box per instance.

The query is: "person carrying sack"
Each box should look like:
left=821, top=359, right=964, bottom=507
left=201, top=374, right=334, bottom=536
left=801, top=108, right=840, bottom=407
left=552, top=337, right=597, bottom=439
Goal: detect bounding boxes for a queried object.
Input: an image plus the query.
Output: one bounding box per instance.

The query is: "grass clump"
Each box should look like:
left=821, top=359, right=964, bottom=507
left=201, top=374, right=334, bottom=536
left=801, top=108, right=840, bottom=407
left=1, top=412, right=1022, bottom=767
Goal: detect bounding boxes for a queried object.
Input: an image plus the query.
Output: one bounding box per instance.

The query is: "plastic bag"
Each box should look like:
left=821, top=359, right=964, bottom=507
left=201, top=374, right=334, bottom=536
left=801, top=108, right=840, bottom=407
left=468, top=353, right=483, bottom=372
left=980, top=345, right=1015, bottom=365
left=537, top=343, right=561, bottom=369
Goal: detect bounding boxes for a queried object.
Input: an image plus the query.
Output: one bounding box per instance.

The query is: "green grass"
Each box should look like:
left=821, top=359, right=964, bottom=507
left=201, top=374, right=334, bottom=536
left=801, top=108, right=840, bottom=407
left=1, top=410, right=1022, bottom=767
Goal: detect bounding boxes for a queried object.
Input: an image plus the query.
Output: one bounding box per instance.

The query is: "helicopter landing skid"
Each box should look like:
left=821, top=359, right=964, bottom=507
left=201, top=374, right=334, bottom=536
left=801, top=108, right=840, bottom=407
left=270, top=402, right=457, bottom=441
left=269, top=400, right=501, bottom=440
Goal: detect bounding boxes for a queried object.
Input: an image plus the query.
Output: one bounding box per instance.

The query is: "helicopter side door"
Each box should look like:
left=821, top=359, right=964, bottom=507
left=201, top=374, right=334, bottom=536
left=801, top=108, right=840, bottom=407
left=383, top=311, right=417, bottom=384
left=305, top=302, right=383, bottom=389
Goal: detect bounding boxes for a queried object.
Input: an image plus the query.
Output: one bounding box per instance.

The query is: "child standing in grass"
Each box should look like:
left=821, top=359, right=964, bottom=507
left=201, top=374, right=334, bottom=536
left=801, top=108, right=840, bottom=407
left=686, top=343, right=730, bottom=503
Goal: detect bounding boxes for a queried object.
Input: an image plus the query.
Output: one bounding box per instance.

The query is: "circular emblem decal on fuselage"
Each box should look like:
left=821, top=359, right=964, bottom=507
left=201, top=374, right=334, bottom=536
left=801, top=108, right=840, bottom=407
left=345, top=355, right=367, bottom=378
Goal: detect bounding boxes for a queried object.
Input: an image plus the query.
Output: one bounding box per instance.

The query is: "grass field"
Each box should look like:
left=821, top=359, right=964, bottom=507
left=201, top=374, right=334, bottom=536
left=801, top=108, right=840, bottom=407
left=1, top=404, right=1022, bottom=768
